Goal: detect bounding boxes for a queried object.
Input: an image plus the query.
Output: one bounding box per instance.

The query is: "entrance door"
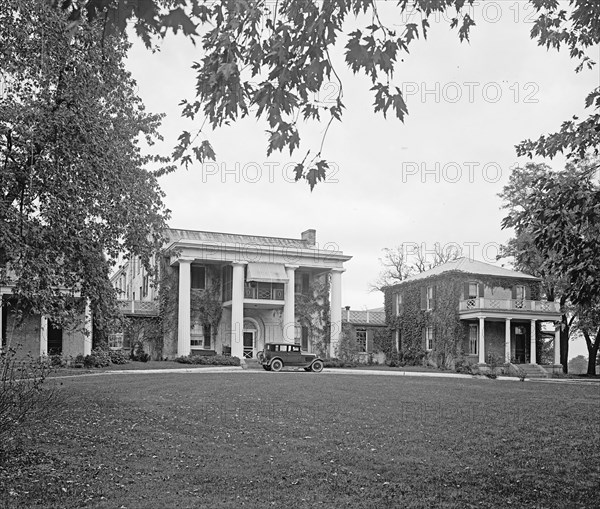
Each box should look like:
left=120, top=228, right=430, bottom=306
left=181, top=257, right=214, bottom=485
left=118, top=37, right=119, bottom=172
left=514, top=325, right=526, bottom=363
left=48, top=321, right=63, bottom=355
left=243, top=331, right=254, bottom=358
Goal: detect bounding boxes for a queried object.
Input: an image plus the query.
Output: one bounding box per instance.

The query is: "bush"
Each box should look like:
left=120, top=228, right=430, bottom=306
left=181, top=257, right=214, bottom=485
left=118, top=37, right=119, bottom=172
left=400, top=349, right=426, bottom=366
left=109, top=350, right=130, bottom=365
left=83, top=348, right=111, bottom=368
left=454, top=359, right=472, bottom=375
left=130, top=342, right=151, bottom=362
left=72, top=354, right=85, bottom=368
left=323, top=358, right=357, bottom=368
left=175, top=355, right=241, bottom=366
left=0, top=349, right=54, bottom=442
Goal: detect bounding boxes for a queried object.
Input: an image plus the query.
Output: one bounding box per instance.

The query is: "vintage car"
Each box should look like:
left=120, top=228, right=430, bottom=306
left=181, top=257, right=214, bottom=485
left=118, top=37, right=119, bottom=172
left=257, top=343, right=324, bottom=373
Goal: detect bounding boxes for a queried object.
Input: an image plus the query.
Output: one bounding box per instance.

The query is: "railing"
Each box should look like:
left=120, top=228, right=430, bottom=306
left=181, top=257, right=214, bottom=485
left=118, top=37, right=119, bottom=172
left=244, top=283, right=284, bottom=301
left=344, top=309, right=386, bottom=325
left=459, top=298, right=560, bottom=313
left=117, top=300, right=159, bottom=315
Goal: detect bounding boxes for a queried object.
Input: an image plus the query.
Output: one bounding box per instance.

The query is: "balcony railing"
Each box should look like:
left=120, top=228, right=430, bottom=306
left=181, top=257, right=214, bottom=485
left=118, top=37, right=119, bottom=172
left=459, top=298, right=560, bottom=314
left=244, top=283, right=284, bottom=301
left=117, top=300, right=159, bottom=316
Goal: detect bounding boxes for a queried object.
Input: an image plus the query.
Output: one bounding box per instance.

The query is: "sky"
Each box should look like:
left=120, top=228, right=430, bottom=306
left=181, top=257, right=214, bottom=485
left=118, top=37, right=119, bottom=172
left=126, top=1, right=599, bottom=359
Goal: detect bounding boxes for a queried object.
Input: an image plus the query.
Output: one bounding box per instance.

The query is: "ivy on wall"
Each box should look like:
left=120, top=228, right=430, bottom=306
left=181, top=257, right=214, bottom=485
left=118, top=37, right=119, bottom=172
left=295, top=274, right=330, bottom=358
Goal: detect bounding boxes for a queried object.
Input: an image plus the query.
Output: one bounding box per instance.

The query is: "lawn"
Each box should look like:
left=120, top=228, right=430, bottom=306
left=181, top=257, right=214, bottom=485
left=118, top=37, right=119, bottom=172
left=1, top=372, right=599, bottom=508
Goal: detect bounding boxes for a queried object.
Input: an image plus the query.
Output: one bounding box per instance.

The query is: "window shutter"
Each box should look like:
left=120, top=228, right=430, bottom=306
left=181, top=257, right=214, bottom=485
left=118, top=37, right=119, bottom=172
left=525, top=285, right=531, bottom=300
left=478, top=283, right=484, bottom=297
left=366, top=330, right=373, bottom=353
left=431, top=286, right=436, bottom=310
left=511, top=286, right=517, bottom=299
left=422, top=327, right=427, bottom=348
left=420, top=286, right=427, bottom=310
left=463, top=282, right=470, bottom=299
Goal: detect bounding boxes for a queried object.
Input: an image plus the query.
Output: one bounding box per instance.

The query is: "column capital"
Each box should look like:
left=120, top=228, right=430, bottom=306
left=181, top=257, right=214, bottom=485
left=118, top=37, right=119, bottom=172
left=231, top=261, right=248, bottom=267
left=285, top=265, right=299, bottom=271
left=330, top=267, right=345, bottom=274
left=177, top=256, right=195, bottom=265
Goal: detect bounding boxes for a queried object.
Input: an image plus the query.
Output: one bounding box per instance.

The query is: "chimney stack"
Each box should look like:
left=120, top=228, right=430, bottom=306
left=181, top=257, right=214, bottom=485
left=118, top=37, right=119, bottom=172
left=301, top=229, right=316, bottom=246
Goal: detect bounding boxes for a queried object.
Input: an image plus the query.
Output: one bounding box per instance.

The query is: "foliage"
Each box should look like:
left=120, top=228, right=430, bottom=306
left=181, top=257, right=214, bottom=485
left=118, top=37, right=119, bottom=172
left=190, top=265, right=223, bottom=345
left=295, top=274, right=330, bottom=358
left=83, top=348, right=111, bottom=368
left=0, top=348, right=54, bottom=442
left=175, top=355, right=240, bottom=366
left=108, top=350, right=130, bottom=365
left=0, top=0, right=170, bottom=327
left=54, top=1, right=599, bottom=188
left=124, top=316, right=163, bottom=360
left=323, top=358, right=357, bottom=368
left=500, top=161, right=600, bottom=372
left=335, top=323, right=359, bottom=363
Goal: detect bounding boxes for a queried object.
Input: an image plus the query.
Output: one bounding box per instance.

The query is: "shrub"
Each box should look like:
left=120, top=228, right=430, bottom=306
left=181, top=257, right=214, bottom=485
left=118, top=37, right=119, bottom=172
left=0, top=349, right=54, bottom=442
left=400, top=349, right=426, bottom=366
left=109, top=350, right=130, bottom=365
left=323, top=358, right=357, bottom=368
left=454, top=359, right=472, bottom=375
left=175, top=355, right=240, bottom=366
left=72, top=354, right=85, bottom=368
left=48, top=354, right=68, bottom=368
left=83, top=348, right=111, bottom=368
left=130, top=342, right=151, bottom=362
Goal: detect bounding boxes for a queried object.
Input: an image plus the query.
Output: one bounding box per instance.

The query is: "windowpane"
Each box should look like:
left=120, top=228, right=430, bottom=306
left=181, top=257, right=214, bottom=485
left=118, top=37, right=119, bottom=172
left=426, top=326, right=434, bottom=350
left=191, top=266, right=206, bottom=289
left=468, top=283, right=478, bottom=298
left=356, top=328, right=367, bottom=352
left=469, top=325, right=478, bottom=355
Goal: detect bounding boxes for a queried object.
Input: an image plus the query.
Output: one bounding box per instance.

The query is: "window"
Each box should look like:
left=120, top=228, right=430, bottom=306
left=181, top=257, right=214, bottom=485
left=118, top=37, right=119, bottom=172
left=395, top=293, right=403, bottom=315
left=142, top=275, right=149, bottom=298
left=137, top=257, right=141, bottom=275
left=108, top=333, right=124, bottom=350
left=469, top=324, right=478, bottom=355
left=356, top=328, right=367, bottom=352
left=425, top=326, right=434, bottom=351
left=514, top=285, right=526, bottom=309
left=191, top=323, right=211, bottom=348
left=191, top=266, right=206, bottom=289
left=426, top=286, right=434, bottom=310
left=468, top=282, right=479, bottom=299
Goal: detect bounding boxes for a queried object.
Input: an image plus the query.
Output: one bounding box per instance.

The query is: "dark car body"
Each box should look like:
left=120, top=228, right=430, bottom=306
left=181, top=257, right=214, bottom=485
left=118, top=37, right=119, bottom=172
left=258, top=343, right=324, bottom=372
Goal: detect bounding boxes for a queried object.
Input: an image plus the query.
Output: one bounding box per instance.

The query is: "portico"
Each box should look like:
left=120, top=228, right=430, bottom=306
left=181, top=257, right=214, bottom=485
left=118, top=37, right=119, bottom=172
left=166, top=229, right=351, bottom=360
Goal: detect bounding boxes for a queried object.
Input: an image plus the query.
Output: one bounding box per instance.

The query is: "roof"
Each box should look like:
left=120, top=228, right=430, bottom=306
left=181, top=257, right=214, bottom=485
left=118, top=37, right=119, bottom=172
left=393, top=257, right=540, bottom=284
left=164, top=229, right=311, bottom=249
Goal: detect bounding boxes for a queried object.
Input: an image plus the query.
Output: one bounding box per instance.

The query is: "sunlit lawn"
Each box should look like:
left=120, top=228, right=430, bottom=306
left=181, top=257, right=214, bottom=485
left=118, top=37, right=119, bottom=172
left=1, top=372, right=599, bottom=508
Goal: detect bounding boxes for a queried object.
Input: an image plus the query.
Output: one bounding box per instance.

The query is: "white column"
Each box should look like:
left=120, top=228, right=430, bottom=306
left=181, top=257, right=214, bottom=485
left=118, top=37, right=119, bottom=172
left=0, top=294, right=3, bottom=349
left=283, top=265, right=298, bottom=342
left=231, top=262, right=246, bottom=360
left=530, top=319, right=537, bottom=364
left=329, top=268, right=344, bottom=358
left=478, top=317, right=485, bottom=364
left=504, top=318, right=511, bottom=363
left=83, top=299, right=92, bottom=356
left=40, top=316, right=48, bottom=357
left=177, top=258, right=193, bottom=357
left=554, top=326, right=561, bottom=365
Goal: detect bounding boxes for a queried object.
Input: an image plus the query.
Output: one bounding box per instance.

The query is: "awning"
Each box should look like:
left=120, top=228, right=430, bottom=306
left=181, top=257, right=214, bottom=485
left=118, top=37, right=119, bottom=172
left=246, top=263, right=288, bottom=283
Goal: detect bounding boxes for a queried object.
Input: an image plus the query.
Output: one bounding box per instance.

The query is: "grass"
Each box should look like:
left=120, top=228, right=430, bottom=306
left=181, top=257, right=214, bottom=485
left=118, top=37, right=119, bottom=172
left=1, top=372, right=599, bottom=508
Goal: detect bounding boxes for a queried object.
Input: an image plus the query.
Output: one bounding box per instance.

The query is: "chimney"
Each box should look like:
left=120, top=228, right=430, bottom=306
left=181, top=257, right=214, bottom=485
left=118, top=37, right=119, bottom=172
left=301, top=229, right=316, bottom=246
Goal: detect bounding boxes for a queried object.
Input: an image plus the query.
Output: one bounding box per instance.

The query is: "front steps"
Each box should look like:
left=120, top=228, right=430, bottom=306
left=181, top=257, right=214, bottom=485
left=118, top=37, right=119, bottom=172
left=508, top=363, right=549, bottom=379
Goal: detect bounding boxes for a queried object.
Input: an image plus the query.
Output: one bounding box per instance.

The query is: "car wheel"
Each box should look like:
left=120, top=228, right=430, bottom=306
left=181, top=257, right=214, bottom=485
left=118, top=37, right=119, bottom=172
left=270, top=359, right=283, bottom=372
left=311, top=360, right=324, bottom=373
left=263, top=365, right=271, bottom=371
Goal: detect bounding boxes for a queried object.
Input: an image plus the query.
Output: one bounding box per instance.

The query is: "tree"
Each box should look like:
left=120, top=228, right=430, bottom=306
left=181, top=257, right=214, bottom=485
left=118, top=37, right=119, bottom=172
left=0, top=1, right=170, bottom=327
left=372, top=243, right=461, bottom=290
left=500, top=161, right=600, bottom=373
left=53, top=0, right=600, bottom=188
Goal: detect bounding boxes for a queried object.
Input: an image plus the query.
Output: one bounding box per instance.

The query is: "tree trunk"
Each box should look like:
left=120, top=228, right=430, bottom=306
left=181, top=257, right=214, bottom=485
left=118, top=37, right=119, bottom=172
left=582, top=328, right=600, bottom=376
left=560, top=314, right=570, bottom=374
